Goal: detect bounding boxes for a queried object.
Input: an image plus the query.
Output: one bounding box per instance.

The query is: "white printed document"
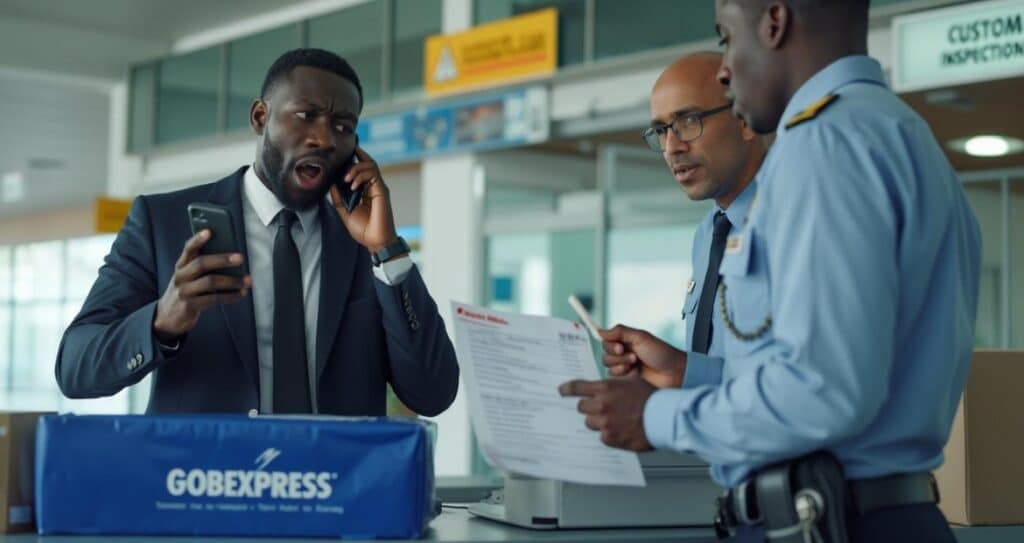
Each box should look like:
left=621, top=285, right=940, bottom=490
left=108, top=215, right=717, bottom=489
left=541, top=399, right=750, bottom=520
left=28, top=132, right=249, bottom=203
left=451, top=302, right=645, bottom=487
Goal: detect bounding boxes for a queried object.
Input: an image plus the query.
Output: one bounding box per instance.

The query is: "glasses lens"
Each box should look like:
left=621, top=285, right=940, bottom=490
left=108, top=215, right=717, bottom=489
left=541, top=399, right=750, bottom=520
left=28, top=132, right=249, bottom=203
left=676, top=116, right=702, bottom=142
left=642, top=128, right=662, bottom=152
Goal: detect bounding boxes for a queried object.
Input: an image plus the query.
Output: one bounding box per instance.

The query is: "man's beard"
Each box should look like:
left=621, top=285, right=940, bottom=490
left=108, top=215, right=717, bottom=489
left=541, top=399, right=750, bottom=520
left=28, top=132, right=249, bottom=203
left=260, top=137, right=334, bottom=211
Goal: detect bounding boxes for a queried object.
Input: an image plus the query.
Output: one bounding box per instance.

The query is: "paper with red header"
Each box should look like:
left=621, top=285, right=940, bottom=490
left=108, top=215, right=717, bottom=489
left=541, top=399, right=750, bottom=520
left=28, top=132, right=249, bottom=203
left=451, top=302, right=645, bottom=487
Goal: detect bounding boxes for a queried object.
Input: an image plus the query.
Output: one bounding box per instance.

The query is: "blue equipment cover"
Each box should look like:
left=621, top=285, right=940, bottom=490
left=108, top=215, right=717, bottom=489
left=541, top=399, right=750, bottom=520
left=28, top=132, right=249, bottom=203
left=35, top=414, right=435, bottom=538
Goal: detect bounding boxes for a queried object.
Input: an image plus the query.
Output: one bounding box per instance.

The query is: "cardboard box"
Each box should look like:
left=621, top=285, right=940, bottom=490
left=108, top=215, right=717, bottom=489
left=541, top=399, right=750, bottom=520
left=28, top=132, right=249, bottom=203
left=935, top=350, right=1024, bottom=526
left=1, top=412, right=52, bottom=533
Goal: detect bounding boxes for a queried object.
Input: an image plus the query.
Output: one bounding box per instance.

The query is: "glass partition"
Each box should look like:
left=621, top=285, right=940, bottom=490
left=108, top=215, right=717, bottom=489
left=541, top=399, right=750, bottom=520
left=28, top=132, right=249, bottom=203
left=157, top=46, right=222, bottom=144
left=392, top=0, right=443, bottom=96
left=594, top=0, right=716, bottom=60
left=226, top=25, right=302, bottom=132
left=308, top=0, right=385, bottom=104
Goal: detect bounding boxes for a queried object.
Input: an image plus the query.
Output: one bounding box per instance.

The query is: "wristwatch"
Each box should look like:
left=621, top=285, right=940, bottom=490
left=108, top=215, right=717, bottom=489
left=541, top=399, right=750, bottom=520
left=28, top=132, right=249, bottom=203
left=371, top=236, right=410, bottom=266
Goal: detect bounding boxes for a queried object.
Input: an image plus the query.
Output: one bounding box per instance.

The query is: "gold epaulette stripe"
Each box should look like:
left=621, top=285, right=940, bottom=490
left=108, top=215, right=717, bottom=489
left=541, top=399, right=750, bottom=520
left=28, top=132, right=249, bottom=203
left=784, top=93, right=839, bottom=129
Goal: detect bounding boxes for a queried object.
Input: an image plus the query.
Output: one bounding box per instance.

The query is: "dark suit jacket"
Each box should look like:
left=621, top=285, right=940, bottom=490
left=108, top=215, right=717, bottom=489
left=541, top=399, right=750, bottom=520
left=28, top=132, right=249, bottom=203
left=56, top=167, right=459, bottom=416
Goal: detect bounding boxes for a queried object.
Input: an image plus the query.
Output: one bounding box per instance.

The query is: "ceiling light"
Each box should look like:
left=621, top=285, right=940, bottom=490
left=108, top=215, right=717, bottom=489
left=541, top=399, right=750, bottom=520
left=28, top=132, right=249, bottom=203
left=2, top=171, right=25, bottom=203
left=947, top=135, right=1024, bottom=158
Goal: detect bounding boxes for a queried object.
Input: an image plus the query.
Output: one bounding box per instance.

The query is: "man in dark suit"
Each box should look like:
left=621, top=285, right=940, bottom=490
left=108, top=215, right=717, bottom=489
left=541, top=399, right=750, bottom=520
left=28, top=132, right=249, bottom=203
left=56, top=48, right=459, bottom=416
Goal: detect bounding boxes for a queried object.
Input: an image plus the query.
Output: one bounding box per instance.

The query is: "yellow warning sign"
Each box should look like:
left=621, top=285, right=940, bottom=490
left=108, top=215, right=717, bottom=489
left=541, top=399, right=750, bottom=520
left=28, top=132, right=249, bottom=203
left=424, top=8, right=557, bottom=96
left=94, top=197, right=132, bottom=233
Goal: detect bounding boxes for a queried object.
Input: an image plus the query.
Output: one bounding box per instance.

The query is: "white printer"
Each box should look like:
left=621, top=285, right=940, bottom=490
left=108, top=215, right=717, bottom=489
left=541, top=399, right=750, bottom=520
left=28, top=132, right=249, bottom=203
left=468, top=450, right=719, bottom=529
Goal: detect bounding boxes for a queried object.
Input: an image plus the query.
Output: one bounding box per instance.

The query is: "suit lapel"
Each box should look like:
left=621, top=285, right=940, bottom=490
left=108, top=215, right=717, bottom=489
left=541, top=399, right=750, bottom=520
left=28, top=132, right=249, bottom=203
left=208, top=167, right=260, bottom=391
left=315, top=199, right=358, bottom=381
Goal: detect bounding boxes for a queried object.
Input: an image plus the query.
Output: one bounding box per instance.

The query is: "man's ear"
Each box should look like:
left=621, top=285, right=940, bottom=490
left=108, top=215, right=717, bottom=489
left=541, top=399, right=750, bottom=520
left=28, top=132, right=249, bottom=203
left=759, top=1, right=791, bottom=50
left=250, top=99, right=267, bottom=135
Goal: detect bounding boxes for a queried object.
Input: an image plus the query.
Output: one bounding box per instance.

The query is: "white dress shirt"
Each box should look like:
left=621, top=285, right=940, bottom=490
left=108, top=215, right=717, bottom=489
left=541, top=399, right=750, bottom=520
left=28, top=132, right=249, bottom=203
left=241, top=166, right=411, bottom=413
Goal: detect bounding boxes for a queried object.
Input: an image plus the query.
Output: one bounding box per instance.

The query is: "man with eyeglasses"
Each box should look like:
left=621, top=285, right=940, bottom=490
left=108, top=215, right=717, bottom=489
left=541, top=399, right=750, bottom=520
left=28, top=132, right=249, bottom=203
left=564, top=1, right=982, bottom=541
left=560, top=51, right=767, bottom=436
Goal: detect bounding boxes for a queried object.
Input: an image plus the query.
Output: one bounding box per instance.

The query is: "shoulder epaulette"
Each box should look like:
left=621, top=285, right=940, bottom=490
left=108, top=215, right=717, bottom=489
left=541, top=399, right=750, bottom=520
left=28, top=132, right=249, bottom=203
left=784, top=93, right=839, bottom=130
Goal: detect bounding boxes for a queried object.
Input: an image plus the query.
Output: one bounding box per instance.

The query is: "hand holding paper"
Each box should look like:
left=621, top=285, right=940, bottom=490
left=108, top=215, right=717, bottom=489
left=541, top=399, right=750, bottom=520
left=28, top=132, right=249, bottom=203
left=451, top=302, right=645, bottom=487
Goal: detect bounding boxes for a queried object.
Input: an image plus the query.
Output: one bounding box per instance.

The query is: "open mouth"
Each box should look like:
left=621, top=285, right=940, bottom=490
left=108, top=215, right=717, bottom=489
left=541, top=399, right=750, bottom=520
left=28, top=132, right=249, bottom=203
left=293, top=160, right=325, bottom=190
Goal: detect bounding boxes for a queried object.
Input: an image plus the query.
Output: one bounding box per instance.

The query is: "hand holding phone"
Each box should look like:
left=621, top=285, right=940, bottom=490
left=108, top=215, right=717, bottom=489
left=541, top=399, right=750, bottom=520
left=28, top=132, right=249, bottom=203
left=187, top=203, right=245, bottom=277
left=329, top=143, right=403, bottom=255
left=152, top=204, right=251, bottom=343
left=335, top=134, right=366, bottom=213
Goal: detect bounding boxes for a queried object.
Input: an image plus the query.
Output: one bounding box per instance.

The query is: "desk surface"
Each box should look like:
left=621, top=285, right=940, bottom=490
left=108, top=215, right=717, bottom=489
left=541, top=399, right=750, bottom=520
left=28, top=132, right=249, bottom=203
left=2, top=511, right=1023, bottom=543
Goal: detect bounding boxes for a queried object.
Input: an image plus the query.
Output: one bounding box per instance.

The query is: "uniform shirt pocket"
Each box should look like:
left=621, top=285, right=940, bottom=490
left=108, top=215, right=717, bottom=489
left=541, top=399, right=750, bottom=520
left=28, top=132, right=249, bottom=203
left=719, top=227, right=773, bottom=359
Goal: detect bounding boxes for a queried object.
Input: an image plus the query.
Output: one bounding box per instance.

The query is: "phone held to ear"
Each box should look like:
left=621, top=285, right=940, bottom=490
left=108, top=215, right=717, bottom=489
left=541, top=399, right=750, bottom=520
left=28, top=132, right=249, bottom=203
left=186, top=203, right=245, bottom=278
left=336, top=134, right=366, bottom=213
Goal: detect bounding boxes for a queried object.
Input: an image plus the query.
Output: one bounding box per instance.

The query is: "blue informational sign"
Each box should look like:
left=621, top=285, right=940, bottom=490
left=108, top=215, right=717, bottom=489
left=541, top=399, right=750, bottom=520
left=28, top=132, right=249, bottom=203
left=357, top=86, right=549, bottom=165
left=35, top=414, right=436, bottom=539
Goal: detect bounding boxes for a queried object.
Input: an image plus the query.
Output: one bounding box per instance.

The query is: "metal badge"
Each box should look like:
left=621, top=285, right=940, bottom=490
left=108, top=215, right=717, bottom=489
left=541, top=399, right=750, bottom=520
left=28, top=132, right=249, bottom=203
left=725, top=235, right=743, bottom=255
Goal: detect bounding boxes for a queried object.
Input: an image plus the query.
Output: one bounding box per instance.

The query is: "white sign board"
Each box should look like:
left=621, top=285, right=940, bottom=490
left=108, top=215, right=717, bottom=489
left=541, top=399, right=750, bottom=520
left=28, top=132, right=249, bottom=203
left=893, top=0, right=1024, bottom=92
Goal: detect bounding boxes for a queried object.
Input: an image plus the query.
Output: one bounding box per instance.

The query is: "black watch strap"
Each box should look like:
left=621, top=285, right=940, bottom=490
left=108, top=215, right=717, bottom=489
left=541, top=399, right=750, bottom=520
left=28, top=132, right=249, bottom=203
left=371, top=236, right=410, bottom=266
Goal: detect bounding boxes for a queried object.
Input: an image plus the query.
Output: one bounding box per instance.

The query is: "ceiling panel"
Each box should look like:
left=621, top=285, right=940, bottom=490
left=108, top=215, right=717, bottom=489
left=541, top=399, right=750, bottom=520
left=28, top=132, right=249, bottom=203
left=0, top=72, right=109, bottom=219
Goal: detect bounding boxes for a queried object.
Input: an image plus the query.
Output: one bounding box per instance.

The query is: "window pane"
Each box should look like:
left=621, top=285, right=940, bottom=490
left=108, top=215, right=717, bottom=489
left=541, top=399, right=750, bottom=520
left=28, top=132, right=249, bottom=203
left=0, top=246, right=10, bottom=301
left=964, top=181, right=1004, bottom=348
left=66, top=235, right=115, bottom=301
left=13, top=241, right=63, bottom=303
left=0, top=303, right=10, bottom=391
left=392, top=0, right=442, bottom=95
left=309, top=1, right=385, bottom=104
left=10, top=302, right=65, bottom=390
left=227, top=25, right=301, bottom=132
left=474, top=0, right=584, bottom=67
left=157, top=46, right=222, bottom=144
left=1012, top=180, right=1024, bottom=348
left=607, top=225, right=695, bottom=350
left=129, top=64, right=156, bottom=152
left=594, top=0, right=715, bottom=60
left=485, top=229, right=596, bottom=323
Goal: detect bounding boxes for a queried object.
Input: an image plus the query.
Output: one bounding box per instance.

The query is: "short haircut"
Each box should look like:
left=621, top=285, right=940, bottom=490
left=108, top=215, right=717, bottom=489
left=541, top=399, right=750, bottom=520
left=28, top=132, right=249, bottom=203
left=762, top=0, right=869, bottom=14
left=259, top=48, right=363, bottom=108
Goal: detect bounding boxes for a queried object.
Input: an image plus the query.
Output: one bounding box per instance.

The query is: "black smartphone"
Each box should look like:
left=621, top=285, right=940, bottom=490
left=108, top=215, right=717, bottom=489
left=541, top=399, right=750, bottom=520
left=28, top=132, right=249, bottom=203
left=186, top=203, right=245, bottom=278
left=336, top=135, right=365, bottom=213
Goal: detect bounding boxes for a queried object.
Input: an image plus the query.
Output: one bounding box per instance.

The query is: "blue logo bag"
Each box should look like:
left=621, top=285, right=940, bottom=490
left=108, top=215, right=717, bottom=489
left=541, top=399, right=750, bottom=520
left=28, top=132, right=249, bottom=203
left=35, top=414, right=436, bottom=538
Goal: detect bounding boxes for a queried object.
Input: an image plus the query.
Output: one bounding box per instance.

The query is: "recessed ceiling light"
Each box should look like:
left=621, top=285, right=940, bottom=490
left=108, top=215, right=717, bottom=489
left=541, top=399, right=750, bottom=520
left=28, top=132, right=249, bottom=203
left=948, top=135, right=1024, bottom=158
left=2, top=171, right=25, bottom=203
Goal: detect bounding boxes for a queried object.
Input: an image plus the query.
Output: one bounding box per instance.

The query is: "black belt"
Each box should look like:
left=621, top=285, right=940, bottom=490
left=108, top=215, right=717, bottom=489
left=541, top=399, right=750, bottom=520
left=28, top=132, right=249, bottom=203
left=718, top=471, right=940, bottom=528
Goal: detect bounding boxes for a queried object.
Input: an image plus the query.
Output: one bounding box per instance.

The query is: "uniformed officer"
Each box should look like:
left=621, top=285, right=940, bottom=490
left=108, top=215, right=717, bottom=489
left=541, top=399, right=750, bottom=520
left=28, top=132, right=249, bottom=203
left=603, top=52, right=766, bottom=392
left=561, top=1, right=981, bottom=541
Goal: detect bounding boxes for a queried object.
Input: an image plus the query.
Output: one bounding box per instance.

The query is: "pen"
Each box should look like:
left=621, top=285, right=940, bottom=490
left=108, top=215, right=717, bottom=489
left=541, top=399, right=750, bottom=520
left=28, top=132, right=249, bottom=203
left=567, top=295, right=602, bottom=341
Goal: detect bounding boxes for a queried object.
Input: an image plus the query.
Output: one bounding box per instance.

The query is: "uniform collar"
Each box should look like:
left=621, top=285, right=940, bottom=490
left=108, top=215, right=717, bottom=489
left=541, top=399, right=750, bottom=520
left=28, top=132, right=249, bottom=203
left=243, top=165, right=319, bottom=232
left=718, top=179, right=758, bottom=228
left=777, top=55, right=887, bottom=135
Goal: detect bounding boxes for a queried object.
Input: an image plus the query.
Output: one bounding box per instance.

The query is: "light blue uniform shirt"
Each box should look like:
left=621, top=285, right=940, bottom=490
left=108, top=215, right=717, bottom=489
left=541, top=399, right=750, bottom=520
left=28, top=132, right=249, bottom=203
left=681, top=181, right=758, bottom=389
left=644, top=56, right=981, bottom=488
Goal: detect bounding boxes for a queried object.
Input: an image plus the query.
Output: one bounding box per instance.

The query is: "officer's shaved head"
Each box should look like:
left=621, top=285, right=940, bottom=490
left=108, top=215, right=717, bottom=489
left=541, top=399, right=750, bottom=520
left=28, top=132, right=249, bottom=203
left=649, top=51, right=764, bottom=208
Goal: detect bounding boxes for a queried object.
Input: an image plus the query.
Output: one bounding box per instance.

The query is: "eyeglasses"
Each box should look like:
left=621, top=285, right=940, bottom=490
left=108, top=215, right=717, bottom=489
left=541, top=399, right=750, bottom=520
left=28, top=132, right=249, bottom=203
left=641, top=103, right=733, bottom=152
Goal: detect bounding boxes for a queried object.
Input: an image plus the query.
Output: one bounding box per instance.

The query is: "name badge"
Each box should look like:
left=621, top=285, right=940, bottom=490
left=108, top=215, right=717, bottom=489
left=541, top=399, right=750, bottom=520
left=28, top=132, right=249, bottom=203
left=686, top=278, right=695, bottom=294
left=725, top=235, right=743, bottom=255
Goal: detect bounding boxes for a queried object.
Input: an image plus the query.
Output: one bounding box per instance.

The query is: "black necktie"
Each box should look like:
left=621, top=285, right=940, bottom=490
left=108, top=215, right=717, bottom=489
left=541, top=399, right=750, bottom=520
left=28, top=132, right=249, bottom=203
left=273, top=210, right=311, bottom=413
left=691, top=211, right=732, bottom=354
